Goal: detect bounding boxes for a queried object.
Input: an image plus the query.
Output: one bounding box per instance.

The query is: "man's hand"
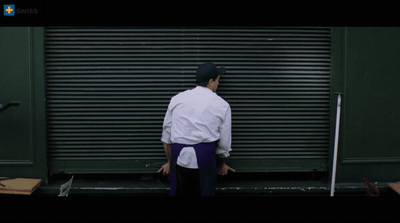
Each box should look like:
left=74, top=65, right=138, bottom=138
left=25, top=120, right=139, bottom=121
left=158, top=162, right=170, bottom=176
left=217, top=164, right=235, bottom=176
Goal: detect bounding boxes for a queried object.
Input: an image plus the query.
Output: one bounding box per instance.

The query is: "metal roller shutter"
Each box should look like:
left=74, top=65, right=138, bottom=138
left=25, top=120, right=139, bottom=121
left=45, top=27, right=331, bottom=174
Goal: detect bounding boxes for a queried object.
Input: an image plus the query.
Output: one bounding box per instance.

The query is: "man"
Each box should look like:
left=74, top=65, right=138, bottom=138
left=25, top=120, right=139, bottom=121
left=158, top=62, right=235, bottom=196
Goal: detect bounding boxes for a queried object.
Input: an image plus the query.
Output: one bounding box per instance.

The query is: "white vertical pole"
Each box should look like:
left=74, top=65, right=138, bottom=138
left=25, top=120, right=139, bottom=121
left=330, top=94, right=342, bottom=197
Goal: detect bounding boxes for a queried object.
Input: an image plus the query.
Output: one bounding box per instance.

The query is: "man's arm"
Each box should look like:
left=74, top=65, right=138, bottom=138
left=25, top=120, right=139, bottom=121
left=216, top=106, right=235, bottom=175
left=216, top=106, right=232, bottom=157
left=159, top=104, right=173, bottom=175
left=163, top=143, right=172, bottom=163
left=158, top=143, right=172, bottom=175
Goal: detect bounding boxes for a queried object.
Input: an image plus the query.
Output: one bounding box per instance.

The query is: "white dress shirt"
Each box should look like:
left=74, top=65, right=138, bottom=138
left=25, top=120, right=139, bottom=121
left=161, top=86, right=232, bottom=168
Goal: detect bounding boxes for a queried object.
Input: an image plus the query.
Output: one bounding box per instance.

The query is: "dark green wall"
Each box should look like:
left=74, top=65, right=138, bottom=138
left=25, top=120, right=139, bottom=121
left=0, top=28, right=47, bottom=183
left=331, top=27, right=400, bottom=183
left=1, top=27, right=399, bottom=185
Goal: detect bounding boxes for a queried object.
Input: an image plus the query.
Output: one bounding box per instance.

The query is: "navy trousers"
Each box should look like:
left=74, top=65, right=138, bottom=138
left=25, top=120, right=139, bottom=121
left=169, top=142, right=217, bottom=196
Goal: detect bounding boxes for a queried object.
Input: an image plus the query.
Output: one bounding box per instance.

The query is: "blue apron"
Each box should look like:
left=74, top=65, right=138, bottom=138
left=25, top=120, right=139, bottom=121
left=169, top=142, right=217, bottom=196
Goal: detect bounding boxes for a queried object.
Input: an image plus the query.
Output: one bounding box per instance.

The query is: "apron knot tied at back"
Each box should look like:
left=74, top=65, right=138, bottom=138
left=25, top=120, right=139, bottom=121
left=169, top=142, right=217, bottom=196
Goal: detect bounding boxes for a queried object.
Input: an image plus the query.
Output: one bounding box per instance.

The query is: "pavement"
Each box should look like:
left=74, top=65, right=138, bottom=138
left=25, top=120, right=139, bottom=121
left=30, top=172, right=400, bottom=196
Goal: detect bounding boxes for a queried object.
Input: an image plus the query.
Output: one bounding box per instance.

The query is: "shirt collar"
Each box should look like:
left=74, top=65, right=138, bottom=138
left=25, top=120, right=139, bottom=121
left=194, top=86, right=214, bottom=93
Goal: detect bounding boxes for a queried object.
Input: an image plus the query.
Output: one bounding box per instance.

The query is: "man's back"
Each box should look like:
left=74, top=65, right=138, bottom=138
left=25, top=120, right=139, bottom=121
left=167, top=86, right=230, bottom=145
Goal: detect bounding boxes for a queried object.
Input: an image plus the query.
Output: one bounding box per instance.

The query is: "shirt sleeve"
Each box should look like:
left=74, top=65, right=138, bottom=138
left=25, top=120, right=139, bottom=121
left=161, top=104, right=173, bottom=144
left=215, top=105, right=232, bottom=158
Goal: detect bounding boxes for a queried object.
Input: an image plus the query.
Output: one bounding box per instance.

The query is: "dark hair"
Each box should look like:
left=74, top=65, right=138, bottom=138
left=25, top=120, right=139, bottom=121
left=196, top=75, right=219, bottom=87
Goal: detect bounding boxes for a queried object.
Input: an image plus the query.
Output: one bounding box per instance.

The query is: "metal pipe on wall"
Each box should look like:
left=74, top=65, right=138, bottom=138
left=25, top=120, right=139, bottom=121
left=330, top=94, right=342, bottom=197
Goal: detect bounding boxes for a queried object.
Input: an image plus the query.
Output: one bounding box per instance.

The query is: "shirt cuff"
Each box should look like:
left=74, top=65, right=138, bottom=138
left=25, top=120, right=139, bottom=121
left=215, top=146, right=231, bottom=158
left=161, top=130, right=172, bottom=144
